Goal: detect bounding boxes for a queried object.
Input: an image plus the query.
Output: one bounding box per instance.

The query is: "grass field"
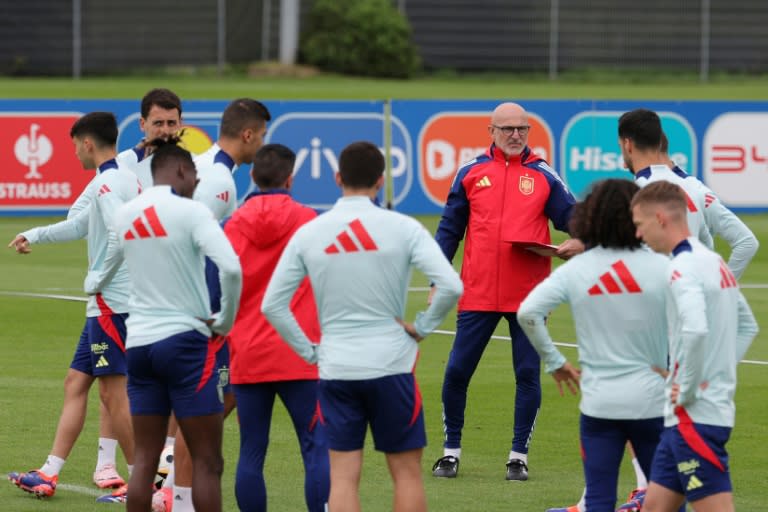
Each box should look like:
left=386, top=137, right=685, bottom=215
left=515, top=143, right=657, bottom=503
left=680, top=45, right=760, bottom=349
left=0, top=212, right=765, bottom=512
left=0, top=74, right=766, bottom=510
left=2, top=71, right=768, bottom=100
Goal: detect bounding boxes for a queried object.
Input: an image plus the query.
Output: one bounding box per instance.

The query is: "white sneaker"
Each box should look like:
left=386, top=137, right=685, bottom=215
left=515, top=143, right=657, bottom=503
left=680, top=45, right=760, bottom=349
left=92, top=463, right=125, bottom=489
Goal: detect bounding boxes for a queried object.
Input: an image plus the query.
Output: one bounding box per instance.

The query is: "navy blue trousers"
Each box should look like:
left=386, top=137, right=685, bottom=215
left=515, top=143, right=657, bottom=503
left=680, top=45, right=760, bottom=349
left=441, top=310, right=541, bottom=454
left=233, top=381, right=329, bottom=512
left=580, top=414, right=663, bottom=511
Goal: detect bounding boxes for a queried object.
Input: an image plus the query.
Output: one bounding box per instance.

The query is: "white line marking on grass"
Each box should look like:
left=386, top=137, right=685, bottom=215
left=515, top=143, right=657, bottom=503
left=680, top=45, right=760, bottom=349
left=0, top=291, right=87, bottom=302
left=2, top=289, right=766, bottom=366
left=431, top=330, right=766, bottom=366
left=57, top=483, right=103, bottom=497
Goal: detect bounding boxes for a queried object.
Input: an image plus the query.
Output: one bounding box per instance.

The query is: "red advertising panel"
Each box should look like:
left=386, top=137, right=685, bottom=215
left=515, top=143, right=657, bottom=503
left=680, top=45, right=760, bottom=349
left=418, top=112, right=554, bottom=206
left=0, top=113, right=90, bottom=211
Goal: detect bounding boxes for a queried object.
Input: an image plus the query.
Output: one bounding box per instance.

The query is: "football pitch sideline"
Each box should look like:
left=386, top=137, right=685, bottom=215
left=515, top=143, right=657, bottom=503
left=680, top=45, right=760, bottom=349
left=0, top=215, right=765, bottom=511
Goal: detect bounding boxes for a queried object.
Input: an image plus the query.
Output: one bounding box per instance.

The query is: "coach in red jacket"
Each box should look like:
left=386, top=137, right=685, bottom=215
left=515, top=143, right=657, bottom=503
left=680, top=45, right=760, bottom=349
left=224, top=144, right=329, bottom=512
left=431, top=102, right=581, bottom=481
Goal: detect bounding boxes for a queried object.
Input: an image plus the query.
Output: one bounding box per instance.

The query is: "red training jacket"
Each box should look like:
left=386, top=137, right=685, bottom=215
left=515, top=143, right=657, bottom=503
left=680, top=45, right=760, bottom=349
left=435, top=144, right=575, bottom=312
left=224, top=191, right=320, bottom=384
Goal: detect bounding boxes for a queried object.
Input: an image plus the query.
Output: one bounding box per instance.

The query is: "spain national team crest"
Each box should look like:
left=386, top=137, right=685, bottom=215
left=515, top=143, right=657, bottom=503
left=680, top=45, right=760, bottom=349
left=519, top=175, right=534, bottom=195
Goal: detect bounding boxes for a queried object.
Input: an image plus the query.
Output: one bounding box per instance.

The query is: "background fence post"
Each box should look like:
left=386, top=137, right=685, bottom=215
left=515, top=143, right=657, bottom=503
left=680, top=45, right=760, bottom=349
left=700, top=0, right=710, bottom=83
left=217, top=0, right=226, bottom=75
left=262, top=0, right=272, bottom=61
left=279, top=0, right=299, bottom=65
left=549, top=0, right=559, bottom=80
left=72, top=0, right=82, bottom=79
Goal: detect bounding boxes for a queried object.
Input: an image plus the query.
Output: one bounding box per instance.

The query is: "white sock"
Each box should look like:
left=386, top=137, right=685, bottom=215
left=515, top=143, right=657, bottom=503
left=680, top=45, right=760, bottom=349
left=162, top=463, right=175, bottom=488
left=508, top=450, right=527, bottom=464
left=165, top=436, right=175, bottom=447
left=39, top=455, right=66, bottom=477
left=173, top=485, right=194, bottom=512
left=96, top=437, right=118, bottom=469
left=631, top=457, right=648, bottom=489
left=127, top=464, right=133, bottom=477
left=576, top=487, right=586, bottom=511
left=443, top=447, right=461, bottom=459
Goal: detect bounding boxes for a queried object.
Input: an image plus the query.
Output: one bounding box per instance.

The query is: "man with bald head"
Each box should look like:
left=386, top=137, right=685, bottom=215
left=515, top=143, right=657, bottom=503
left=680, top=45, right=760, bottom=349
left=431, top=102, right=580, bottom=480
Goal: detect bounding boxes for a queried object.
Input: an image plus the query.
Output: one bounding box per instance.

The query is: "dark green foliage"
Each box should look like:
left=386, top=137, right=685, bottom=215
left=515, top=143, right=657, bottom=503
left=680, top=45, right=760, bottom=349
left=300, top=0, right=421, bottom=79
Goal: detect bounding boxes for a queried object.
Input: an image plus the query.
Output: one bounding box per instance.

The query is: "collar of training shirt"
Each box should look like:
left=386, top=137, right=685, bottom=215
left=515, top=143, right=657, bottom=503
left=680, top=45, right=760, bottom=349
left=98, top=158, right=118, bottom=173
left=672, top=238, right=693, bottom=256
left=214, top=148, right=236, bottom=172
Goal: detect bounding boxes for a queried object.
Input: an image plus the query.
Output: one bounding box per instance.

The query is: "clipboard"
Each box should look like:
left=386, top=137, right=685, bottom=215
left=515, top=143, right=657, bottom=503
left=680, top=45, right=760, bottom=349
left=509, top=241, right=560, bottom=258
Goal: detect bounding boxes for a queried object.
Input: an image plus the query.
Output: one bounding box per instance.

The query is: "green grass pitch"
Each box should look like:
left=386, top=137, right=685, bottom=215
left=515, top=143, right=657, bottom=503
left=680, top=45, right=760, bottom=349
left=0, top=213, right=765, bottom=511
left=0, top=74, right=766, bottom=510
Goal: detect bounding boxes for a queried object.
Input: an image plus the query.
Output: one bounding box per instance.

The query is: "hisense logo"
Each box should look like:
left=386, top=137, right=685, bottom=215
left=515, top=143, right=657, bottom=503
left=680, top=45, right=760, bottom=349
left=569, top=147, right=626, bottom=172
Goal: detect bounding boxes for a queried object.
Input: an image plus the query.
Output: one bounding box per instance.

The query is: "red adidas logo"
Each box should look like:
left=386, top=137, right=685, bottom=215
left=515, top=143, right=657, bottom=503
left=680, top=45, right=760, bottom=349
left=587, top=260, right=642, bottom=295
left=704, top=193, right=715, bottom=208
left=719, top=260, right=737, bottom=289
left=683, top=192, right=698, bottom=212
left=216, top=191, right=229, bottom=202
left=324, top=219, right=378, bottom=254
left=98, top=184, right=111, bottom=196
left=124, top=206, right=168, bottom=240
left=670, top=270, right=682, bottom=284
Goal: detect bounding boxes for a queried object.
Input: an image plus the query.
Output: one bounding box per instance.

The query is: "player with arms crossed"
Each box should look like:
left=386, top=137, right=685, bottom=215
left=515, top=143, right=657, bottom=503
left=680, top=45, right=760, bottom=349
left=631, top=181, right=758, bottom=512
left=8, top=112, right=139, bottom=500
left=518, top=179, right=670, bottom=512
left=262, top=141, right=463, bottom=512
left=86, top=142, right=242, bottom=512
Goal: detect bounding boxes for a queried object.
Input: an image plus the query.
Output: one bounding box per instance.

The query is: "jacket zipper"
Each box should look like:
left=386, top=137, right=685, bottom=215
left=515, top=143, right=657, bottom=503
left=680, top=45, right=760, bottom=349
left=497, top=158, right=509, bottom=309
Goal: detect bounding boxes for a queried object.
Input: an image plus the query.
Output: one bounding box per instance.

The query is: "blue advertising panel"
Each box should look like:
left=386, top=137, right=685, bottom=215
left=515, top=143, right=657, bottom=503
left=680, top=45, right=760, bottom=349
left=1, top=99, right=767, bottom=215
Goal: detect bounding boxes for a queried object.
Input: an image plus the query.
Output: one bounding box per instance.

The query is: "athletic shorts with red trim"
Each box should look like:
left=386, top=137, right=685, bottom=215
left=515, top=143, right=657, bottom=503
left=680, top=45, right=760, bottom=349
left=318, top=373, right=425, bottom=453
left=126, top=330, right=225, bottom=419
left=70, top=314, right=128, bottom=377
left=650, top=419, right=732, bottom=502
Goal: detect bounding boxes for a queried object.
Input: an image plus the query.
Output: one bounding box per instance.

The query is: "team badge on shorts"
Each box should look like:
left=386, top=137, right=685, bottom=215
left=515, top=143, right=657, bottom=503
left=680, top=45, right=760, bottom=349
left=216, top=366, right=230, bottom=404
left=519, top=175, right=534, bottom=195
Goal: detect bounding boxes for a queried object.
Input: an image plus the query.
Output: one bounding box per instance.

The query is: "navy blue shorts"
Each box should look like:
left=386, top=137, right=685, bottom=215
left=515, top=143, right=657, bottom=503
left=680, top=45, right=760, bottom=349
left=650, top=411, right=732, bottom=502
left=127, top=330, right=227, bottom=419
left=318, top=373, right=425, bottom=453
left=70, top=315, right=128, bottom=377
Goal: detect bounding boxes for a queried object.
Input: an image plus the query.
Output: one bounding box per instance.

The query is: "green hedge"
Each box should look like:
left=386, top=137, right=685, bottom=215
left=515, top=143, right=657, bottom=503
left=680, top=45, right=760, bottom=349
left=300, top=0, right=421, bottom=79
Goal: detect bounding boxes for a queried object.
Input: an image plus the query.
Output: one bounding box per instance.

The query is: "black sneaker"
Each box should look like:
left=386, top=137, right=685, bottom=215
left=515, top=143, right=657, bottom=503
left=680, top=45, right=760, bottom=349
left=505, top=459, right=528, bottom=481
left=432, top=455, right=459, bottom=478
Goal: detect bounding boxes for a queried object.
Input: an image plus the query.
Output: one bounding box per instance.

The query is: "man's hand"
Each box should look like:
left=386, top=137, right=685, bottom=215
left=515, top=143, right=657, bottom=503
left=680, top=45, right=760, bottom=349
left=552, top=361, right=581, bottom=396
left=651, top=365, right=670, bottom=379
left=555, top=238, right=585, bottom=260
left=8, top=235, right=31, bottom=254
left=396, top=317, right=424, bottom=342
left=670, top=382, right=680, bottom=404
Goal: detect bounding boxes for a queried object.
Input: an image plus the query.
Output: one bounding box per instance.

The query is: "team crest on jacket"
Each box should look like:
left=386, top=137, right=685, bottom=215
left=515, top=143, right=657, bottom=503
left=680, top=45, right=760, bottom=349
left=519, top=175, right=534, bottom=195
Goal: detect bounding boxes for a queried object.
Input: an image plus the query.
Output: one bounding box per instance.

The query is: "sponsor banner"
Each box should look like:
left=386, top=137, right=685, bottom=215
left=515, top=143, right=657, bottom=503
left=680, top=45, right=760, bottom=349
left=263, top=108, right=411, bottom=209
left=0, top=113, right=88, bottom=211
left=560, top=111, right=696, bottom=199
left=417, top=111, right=553, bottom=207
left=1, top=100, right=768, bottom=214
left=703, top=112, right=768, bottom=208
